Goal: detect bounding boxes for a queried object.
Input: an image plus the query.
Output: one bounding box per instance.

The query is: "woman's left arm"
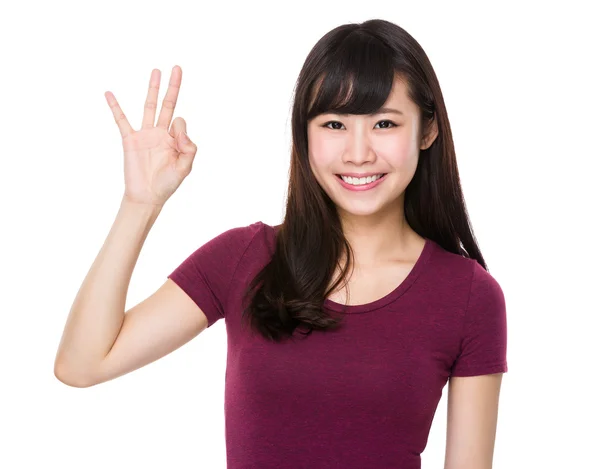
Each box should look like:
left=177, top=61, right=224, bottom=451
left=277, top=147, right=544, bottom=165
left=444, top=373, right=504, bottom=469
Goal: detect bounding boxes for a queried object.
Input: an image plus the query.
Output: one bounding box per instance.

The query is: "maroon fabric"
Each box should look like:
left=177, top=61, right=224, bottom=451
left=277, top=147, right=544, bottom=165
left=168, top=221, right=508, bottom=468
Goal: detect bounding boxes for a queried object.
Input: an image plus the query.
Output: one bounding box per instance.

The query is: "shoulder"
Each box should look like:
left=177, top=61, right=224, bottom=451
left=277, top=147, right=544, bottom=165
left=207, top=220, right=266, bottom=249
left=212, top=220, right=279, bottom=265
left=219, top=220, right=266, bottom=241
left=424, top=241, right=505, bottom=309
left=467, top=259, right=505, bottom=315
left=178, top=221, right=268, bottom=268
left=426, top=240, right=477, bottom=286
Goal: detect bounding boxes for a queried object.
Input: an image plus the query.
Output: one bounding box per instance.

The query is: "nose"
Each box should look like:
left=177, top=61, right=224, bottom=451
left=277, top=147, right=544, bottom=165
left=342, top=128, right=376, bottom=166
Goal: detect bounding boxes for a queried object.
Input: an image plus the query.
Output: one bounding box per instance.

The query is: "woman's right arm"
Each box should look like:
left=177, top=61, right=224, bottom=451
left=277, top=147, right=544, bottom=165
left=54, top=65, right=202, bottom=387
left=54, top=197, right=208, bottom=388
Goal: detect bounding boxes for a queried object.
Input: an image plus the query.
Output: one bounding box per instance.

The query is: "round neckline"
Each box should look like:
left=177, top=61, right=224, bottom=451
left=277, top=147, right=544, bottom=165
left=323, top=237, right=435, bottom=314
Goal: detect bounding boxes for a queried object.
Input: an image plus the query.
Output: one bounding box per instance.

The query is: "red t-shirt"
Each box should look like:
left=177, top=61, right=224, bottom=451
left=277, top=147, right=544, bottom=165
left=168, top=221, right=508, bottom=468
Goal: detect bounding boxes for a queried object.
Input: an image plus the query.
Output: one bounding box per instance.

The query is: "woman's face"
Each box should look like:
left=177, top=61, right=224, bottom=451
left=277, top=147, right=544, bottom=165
left=307, top=77, right=436, bottom=219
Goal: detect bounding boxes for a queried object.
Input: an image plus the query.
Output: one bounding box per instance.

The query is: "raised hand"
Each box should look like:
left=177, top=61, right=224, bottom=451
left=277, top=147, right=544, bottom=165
left=104, top=65, right=197, bottom=206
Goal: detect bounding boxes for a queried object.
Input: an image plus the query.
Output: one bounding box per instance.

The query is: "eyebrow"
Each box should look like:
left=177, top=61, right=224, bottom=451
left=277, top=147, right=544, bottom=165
left=325, top=107, right=404, bottom=116
left=375, top=107, right=404, bottom=116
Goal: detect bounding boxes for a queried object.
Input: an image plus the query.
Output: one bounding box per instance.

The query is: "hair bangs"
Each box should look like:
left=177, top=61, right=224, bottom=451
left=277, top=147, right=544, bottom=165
left=306, top=33, right=396, bottom=120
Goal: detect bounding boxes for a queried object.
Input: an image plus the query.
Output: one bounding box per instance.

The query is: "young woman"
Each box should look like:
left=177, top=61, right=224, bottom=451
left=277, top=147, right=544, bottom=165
left=55, top=19, right=508, bottom=469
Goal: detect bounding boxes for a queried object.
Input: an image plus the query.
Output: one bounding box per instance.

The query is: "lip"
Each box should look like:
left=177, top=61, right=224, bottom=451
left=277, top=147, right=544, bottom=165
left=336, top=173, right=388, bottom=191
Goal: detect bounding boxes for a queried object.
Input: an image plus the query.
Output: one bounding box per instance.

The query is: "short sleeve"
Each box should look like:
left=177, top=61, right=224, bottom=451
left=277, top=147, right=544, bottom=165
left=450, top=260, right=508, bottom=377
left=167, top=222, right=264, bottom=329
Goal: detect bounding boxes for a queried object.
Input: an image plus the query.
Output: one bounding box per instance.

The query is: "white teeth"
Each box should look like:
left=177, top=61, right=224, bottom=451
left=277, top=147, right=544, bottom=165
left=340, top=174, right=384, bottom=185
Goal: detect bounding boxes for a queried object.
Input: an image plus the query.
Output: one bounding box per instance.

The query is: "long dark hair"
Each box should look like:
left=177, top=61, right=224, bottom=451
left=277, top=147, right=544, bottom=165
left=241, top=19, right=487, bottom=343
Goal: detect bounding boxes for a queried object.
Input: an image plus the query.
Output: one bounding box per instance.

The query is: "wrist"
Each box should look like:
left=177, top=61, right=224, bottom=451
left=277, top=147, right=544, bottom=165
left=120, top=195, right=164, bottom=219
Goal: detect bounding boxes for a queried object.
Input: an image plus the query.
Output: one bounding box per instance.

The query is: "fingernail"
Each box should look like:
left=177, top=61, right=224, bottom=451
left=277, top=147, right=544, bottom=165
left=181, top=131, right=189, bottom=142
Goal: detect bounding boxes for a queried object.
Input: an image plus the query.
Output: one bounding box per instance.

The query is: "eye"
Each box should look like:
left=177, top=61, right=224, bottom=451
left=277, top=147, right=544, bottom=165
left=323, top=121, right=344, bottom=130
left=374, top=120, right=397, bottom=129
left=322, top=120, right=398, bottom=130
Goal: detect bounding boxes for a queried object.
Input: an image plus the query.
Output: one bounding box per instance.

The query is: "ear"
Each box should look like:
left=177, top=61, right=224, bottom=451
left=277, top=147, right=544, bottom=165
left=420, top=115, right=439, bottom=150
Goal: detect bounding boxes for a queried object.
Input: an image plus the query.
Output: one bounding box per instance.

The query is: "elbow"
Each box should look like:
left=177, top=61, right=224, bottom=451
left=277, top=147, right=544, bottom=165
left=54, top=360, right=95, bottom=388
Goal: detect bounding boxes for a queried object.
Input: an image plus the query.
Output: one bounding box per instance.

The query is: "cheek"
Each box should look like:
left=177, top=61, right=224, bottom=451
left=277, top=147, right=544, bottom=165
left=309, top=135, right=339, bottom=167
left=309, top=141, right=342, bottom=184
left=377, top=134, right=417, bottom=166
left=307, top=136, right=329, bottom=182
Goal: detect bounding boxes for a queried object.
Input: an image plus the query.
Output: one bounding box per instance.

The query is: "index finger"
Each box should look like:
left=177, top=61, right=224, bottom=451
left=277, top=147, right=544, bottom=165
left=105, top=91, right=134, bottom=138
left=156, top=65, right=182, bottom=130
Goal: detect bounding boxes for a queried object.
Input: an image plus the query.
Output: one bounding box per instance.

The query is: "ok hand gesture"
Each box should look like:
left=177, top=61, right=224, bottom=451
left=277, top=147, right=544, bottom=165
left=105, top=65, right=197, bottom=206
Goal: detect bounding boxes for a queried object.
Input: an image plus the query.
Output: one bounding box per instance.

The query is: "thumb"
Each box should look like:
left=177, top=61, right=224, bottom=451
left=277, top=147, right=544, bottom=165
left=169, top=116, right=187, bottom=138
left=178, top=129, right=190, bottom=145
left=175, top=124, right=194, bottom=153
left=176, top=128, right=197, bottom=173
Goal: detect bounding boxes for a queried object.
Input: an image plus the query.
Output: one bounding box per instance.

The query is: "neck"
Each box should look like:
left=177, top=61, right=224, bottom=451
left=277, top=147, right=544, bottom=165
left=338, top=210, right=420, bottom=268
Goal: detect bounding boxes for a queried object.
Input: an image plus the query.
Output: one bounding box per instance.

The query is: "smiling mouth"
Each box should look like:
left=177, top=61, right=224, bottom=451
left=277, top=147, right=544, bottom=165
left=335, top=173, right=389, bottom=189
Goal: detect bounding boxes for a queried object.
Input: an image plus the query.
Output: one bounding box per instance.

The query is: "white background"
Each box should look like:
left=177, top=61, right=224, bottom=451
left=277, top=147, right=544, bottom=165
left=1, top=1, right=598, bottom=468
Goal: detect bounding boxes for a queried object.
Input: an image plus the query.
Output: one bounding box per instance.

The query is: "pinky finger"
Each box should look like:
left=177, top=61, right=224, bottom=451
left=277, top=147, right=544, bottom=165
left=105, top=91, right=134, bottom=139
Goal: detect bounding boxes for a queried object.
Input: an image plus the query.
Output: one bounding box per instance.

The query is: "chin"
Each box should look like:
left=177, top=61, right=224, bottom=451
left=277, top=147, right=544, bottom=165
left=335, top=202, right=387, bottom=217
